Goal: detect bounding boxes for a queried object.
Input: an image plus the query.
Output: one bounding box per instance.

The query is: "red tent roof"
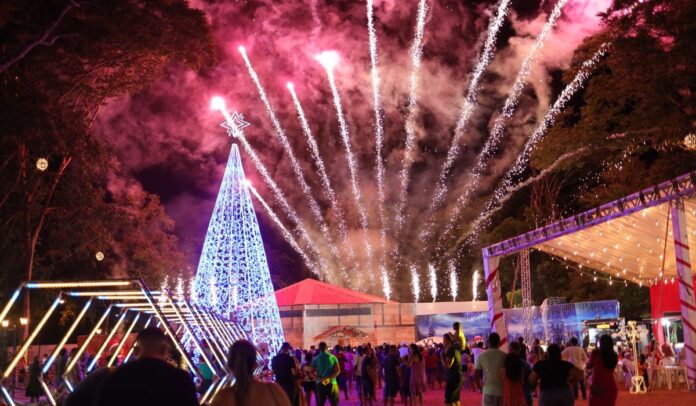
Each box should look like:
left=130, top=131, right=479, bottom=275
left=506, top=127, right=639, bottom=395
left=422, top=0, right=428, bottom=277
left=275, top=278, right=389, bottom=306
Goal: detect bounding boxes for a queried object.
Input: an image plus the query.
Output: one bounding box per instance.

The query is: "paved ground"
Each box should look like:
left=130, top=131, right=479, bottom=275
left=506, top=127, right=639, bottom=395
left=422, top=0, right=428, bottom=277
left=316, top=386, right=696, bottom=406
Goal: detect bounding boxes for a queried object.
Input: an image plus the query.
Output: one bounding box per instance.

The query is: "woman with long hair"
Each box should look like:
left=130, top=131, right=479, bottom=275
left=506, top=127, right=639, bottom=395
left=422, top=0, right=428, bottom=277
left=212, top=340, right=291, bottom=406
left=587, top=335, right=618, bottom=406
left=502, top=352, right=526, bottom=406
left=408, top=344, right=426, bottom=406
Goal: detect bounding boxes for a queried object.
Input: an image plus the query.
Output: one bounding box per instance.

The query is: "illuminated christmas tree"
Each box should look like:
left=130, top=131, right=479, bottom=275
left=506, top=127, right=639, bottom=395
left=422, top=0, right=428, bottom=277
left=193, top=143, right=284, bottom=352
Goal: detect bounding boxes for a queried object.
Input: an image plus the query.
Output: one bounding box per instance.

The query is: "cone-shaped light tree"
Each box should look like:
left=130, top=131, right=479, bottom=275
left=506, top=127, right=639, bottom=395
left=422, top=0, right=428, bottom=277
left=193, top=143, right=284, bottom=352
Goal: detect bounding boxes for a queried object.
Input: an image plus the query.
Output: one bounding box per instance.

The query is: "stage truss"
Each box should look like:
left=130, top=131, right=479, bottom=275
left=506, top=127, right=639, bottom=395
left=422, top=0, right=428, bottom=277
left=481, top=171, right=696, bottom=390
left=0, top=279, right=248, bottom=405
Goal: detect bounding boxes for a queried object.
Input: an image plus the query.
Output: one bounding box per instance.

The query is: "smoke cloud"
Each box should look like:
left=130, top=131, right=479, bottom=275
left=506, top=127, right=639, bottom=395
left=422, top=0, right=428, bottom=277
left=94, top=0, right=611, bottom=297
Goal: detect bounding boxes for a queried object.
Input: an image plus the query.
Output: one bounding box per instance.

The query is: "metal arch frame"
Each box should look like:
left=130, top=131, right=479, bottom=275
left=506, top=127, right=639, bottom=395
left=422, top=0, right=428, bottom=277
left=484, top=171, right=696, bottom=258
left=0, top=279, right=244, bottom=406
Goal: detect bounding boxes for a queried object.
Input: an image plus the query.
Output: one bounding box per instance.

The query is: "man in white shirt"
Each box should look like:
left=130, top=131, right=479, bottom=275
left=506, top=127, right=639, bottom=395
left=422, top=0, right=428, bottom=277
left=399, top=341, right=409, bottom=359
left=562, top=337, right=588, bottom=400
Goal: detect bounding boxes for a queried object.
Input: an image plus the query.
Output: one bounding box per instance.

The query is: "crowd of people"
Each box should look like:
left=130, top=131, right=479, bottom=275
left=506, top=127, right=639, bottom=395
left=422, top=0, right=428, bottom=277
left=15, top=322, right=637, bottom=406
left=260, top=323, right=625, bottom=406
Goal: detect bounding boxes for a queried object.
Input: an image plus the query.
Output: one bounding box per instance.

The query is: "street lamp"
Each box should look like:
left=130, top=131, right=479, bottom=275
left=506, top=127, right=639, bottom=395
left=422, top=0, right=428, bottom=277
left=19, top=317, right=28, bottom=326
left=1, top=320, right=8, bottom=328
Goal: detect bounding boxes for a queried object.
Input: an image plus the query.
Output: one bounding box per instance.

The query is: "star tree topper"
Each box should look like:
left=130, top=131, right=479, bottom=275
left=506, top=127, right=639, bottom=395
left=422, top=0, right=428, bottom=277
left=221, top=111, right=250, bottom=138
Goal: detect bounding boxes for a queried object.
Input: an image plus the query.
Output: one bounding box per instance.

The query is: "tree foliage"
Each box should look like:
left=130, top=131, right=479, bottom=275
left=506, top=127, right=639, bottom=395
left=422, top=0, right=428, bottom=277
left=0, top=0, right=216, bottom=295
left=457, top=0, right=696, bottom=318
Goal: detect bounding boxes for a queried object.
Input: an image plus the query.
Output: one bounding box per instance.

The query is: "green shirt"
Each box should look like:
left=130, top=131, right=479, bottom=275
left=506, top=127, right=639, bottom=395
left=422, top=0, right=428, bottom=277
left=474, top=348, right=506, bottom=396
left=312, top=351, right=339, bottom=385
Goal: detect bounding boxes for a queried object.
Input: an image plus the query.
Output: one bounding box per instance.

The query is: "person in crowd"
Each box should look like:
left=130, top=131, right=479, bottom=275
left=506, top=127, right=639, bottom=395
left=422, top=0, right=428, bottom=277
left=355, top=346, right=365, bottom=404
left=472, top=341, right=485, bottom=366
left=517, top=337, right=528, bottom=362
left=362, top=346, right=377, bottom=406
left=463, top=347, right=476, bottom=392
left=399, top=342, right=410, bottom=359
left=502, top=349, right=526, bottom=406
left=400, top=354, right=412, bottom=406
left=453, top=322, right=467, bottom=348
left=435, top=343, right=446, bottom=390
left=660, top=341, right=675, bottom=364
left=345, top=345, right=355, bottom=392
left=383, top=345, right=402, bottom=406
left=301, top=352, right=316, bottom=406
left=334, top=345, right=350, bottom=401
left=198, top=345, right=215, bottom=395
left=408, top=344, right=426, bottom=406
left=273, top=342, right=300, bottom=405
left=53, top=348, right=68, bottom=387
left=529, top=344, right=581, bottom=406
left=475, top=333, right=506, bottom=406
left=95, top=327, right=198, bottom=406
left=443, top=333, right=463, bottom=406
left=64, top=366, right=113, bottom=406
left=312, top=342, right=340, bottom=406
left=587, top=335, right=618, bottom=406
left=530, top=339, right=545, bottom=364
left=212, top=340, right=290, bottom=406
left=508, top=342, right=532, bottom=406
left=425, top=347, right=437, bottom=389
left=562, top=337, right=588, bottom=400
left=26, top=355, right=42, bottom=403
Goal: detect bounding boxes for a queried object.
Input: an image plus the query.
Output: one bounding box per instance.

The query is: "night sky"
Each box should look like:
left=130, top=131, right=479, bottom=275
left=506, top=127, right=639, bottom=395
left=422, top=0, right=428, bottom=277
left=93, top=0, right=612, bottom=292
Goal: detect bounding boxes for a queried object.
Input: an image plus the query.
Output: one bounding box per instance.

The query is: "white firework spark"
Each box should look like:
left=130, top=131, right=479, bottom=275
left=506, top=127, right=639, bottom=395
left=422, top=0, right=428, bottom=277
left=238, top=47, right=342, bottom=268
left=441, top=0, right=570, bottom=237
left=428, top=263, right=437, bottom=302
left=318, top=51, right=375, bottom=279
left=247, top=179, right=321, bottom=278
left=287, top=83, right=355, bottom=264
left=366, top=0, right=389, bottom=268
left=394, top=0, right=429, bottom=236
left=411, top=265, right=421, bottom=303
left=449, top=262, right=458, bottom=301
left=443, top=44, right=609, bottom=244
left=419, top=0, right=512, bottom=242
left=381, top=267, right=392, bottom=301
left=472, top=269, right=480, bottom=300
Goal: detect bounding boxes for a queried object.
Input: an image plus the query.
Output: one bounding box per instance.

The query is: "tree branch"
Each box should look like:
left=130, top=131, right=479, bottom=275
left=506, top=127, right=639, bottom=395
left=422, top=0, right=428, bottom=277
left=0, top=2, right=78, bottom=73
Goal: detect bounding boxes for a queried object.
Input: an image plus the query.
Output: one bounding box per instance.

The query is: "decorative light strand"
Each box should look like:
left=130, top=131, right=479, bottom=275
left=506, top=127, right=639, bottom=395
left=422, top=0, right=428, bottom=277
left=239, top=48, right=342, bottom=268
left=215, top=104, right=325, bottom=271
left=419, top=0, right=512, bottom=243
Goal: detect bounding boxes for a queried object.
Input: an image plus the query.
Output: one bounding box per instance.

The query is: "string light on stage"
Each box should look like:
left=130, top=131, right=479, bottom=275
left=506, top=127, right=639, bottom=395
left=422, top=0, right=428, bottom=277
left=95, top=251, right=104, bottom=261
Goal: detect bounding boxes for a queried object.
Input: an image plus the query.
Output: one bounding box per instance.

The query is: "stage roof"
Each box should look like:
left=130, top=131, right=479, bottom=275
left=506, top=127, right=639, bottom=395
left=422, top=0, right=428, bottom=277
left=275, top=278, right=389, bottom=306
left=484, top=172, right=696, bottom=286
